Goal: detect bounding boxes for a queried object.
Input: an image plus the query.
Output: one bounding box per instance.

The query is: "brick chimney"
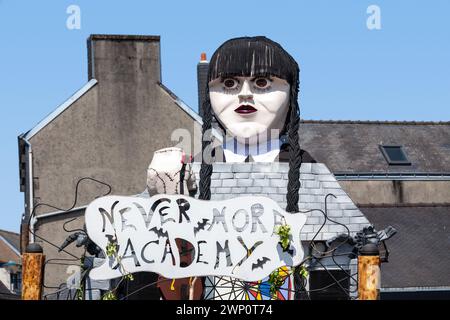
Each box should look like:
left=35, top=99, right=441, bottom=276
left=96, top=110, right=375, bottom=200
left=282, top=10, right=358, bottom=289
left=197, top=52, right=209, bottom=119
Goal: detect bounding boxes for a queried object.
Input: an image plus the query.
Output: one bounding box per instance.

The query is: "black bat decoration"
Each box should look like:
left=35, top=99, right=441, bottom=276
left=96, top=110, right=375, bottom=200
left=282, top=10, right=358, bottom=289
left=149, top=226, right=168, bottom=239
left=251, top=257, right=271, bottom=270
left=194, top=219, right=210, bottom=236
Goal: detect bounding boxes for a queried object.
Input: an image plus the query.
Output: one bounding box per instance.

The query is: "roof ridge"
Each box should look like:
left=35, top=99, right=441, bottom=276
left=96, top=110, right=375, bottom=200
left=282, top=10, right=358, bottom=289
left=301, top=119, right=450, bottom=125
left=0, top=229, right=19, bottom=236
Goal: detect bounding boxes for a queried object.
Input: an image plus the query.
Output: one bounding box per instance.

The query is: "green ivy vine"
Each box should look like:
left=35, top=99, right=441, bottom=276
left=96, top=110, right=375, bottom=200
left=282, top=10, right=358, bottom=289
left=267, top=265, right=310, bottom=300
left=275, top=224, right=292, bottom=250
left=100, top=236, right=134, bottom=301
left=101, top=291, right=117, bottom=300
left=75, top=255, right=86, bottom=300
left=268, top=269, right=285, bottom=299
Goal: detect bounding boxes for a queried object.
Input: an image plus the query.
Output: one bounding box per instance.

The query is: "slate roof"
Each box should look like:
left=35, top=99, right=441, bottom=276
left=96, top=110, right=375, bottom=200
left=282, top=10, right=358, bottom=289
left=0, top=230, right=20, bottom=264
left=0, top=230, right=20, bottom=253
left=300, top=120, right=450, bottom=174
left=360, top=205, right=450, bottom=288
left=0, top=281, right=20, bottom=300
left=191, top=162, right=370, bottom=241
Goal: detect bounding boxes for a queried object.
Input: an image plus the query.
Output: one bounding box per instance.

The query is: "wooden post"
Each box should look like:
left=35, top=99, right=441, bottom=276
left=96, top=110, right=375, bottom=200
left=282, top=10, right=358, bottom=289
left=22, top=243, right=45, bottom=300
left=358, top=243, right=380, bottom=300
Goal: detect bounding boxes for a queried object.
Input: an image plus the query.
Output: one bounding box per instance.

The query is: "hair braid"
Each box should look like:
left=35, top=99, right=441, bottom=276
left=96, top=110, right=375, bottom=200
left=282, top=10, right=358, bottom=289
left=199, top=87, right=213, bottom=201
left=286, top=75, right=302, bottom=213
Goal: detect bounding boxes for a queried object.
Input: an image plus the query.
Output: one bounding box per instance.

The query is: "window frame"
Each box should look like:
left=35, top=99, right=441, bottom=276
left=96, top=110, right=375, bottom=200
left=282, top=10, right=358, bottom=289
left=379, top=145, right=411, bottom=165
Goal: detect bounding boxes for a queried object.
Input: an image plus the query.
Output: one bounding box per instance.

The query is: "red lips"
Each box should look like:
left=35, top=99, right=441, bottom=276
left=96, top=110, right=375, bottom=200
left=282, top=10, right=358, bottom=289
left=234, top=105, right=257, bottom=114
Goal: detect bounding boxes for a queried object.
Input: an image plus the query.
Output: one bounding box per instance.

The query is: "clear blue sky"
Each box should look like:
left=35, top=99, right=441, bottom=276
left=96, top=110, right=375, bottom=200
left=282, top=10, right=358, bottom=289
left=1, top=1, right=449, bottom=232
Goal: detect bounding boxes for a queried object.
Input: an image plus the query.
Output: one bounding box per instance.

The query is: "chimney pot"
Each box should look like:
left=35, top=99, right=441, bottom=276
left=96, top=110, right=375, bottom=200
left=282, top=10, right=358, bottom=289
left=197, top=52, right=209, bottom=119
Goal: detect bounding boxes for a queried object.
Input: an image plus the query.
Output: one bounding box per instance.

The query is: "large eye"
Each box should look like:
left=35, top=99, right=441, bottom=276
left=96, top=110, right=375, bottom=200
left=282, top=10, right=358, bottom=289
left=223, top=78, right=239, bottom=90
left=253, top=77, right=271, bottom=89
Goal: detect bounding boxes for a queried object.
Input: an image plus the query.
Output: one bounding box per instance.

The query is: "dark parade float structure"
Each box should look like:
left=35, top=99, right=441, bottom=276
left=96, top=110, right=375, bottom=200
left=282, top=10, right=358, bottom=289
left=17, top=35, right=450, bottom=301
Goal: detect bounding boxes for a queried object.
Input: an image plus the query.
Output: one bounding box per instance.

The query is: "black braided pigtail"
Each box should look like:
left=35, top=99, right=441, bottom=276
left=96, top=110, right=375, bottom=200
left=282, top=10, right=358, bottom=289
left=199, top=86, right=213, bottom=201
left=286, top=73, right=302, bottom=213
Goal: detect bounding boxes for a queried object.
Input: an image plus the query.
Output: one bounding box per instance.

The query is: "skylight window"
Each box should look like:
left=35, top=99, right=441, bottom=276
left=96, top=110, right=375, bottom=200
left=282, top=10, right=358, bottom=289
left=379, top=145, right=411, bottom=165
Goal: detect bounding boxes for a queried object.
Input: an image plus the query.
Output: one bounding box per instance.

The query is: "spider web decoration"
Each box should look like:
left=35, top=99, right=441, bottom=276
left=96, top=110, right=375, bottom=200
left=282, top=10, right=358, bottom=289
left=203, top=267, right=293, bottom=300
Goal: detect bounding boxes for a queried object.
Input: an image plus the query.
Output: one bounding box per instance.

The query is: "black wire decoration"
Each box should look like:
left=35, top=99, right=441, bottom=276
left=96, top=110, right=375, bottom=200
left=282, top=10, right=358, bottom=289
left=26, top=177, right=111, bottom=299
left=34, top=177, right=394, bottom=300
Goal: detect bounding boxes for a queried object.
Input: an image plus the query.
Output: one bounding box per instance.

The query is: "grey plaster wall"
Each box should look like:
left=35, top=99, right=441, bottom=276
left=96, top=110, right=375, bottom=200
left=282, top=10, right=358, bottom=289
left=339, top=180, right=450, bottom=205
left=34, top=210, right=86, bottom=298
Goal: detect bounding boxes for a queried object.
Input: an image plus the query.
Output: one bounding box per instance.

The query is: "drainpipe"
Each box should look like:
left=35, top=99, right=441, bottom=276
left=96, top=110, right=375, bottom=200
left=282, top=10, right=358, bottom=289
left=20, top=137, right=35, bottom=249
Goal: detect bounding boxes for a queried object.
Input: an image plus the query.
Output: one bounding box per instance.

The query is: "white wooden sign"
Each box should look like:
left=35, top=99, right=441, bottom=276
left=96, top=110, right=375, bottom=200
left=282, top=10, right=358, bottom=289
left=85, top=195, right=307, bottom=282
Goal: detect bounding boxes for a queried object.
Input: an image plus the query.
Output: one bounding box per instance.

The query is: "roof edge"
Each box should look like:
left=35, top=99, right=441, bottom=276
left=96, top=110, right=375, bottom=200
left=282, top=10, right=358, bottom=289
left=335, top=172, right=450, bottom=181
left=158, top=82, right=203, bottom=124
left=34, top=205, right=87, bottom=220
left=23, top=79, right=98, bottom=140
left=358, top=203, right=450, bottom=208
left=301, top=119, right=450, bottom=125
left=88, top=34, right=160, bottom=42
left=0, top=235, right=20, bottom=257
left=381, top=286, right=450, bottom=292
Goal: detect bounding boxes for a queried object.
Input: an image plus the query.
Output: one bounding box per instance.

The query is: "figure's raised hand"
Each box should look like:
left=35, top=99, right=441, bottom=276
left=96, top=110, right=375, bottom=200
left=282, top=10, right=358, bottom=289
left=147, top=147, right=197, bottom=196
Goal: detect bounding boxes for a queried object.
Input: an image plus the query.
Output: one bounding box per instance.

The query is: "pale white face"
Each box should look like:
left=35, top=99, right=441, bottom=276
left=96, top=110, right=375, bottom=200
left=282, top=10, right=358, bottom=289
left=209, top=76, right=290, bottom=143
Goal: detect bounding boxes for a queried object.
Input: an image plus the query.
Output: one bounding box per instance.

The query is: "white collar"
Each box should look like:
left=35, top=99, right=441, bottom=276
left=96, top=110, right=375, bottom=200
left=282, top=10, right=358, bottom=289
left=223, top=138, right=281, bottom=163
